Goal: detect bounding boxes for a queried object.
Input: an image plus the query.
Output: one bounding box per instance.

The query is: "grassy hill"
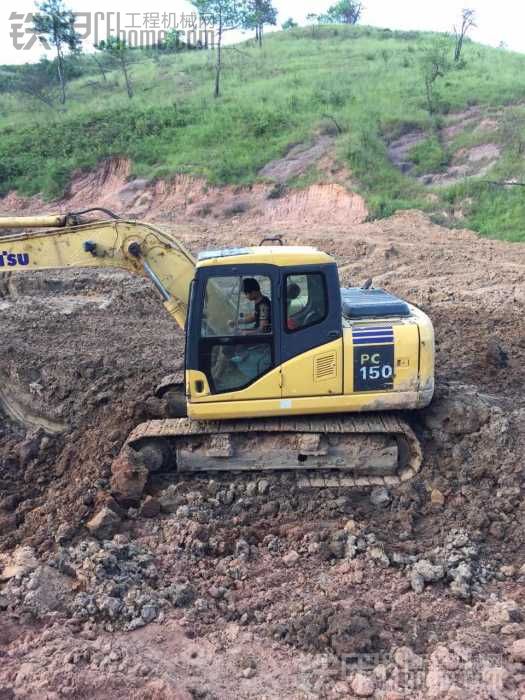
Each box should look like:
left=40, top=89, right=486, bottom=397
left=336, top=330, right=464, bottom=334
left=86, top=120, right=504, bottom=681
left=1, top=25, right=525, bottom=240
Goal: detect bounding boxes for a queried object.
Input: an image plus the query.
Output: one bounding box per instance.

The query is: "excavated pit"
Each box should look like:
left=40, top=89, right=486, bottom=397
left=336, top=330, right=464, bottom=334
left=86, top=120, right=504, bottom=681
left=0, top=198, right=524, bottom=698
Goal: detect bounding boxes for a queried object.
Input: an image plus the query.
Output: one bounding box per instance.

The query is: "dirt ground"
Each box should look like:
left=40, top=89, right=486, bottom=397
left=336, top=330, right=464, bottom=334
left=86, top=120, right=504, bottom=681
left=0, top=169, right=525, bottom=699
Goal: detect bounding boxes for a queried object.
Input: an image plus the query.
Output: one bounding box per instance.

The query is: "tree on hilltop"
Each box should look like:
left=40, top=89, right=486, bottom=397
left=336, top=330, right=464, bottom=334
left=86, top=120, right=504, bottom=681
left=326, top=1, right=363, bottom=24
left=32, top=0, right=82, bottom=105
left=282, top=18, right=298, bottom=31
left=453, top=8, right=476, bottom=62
left=191, top=0, right=248, bottom=97
left=96, top=36, right=135, bottom=99
left=243, top=0, right=278, bottom=47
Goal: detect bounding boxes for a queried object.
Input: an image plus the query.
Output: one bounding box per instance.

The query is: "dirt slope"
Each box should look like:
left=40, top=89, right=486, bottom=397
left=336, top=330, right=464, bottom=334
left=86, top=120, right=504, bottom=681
left=0, top=178, right=524, bottom=699
left=0, top=157, right=367, bottom=228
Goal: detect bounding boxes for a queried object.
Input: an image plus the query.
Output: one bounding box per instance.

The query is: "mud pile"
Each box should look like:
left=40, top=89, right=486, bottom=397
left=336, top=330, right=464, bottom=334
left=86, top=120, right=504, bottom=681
left=0, top=208, right=524, bottom=698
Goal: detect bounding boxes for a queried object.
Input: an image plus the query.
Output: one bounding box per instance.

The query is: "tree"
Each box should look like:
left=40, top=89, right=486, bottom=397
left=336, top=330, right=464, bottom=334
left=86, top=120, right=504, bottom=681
left=32, top=0, right=81, bottom=105
left=282, top=18, right=298, bottom=31
left=191, top=0, right=248, bottom=97
left=163, top=28, right=185, bottom=52
left=326, top=0, right=363, bottom=24
left=96, top=36, right=134, bottom=98
left=420, top=39, right=450, bottom=114
left=91, top=54, right=108, bottom=83
left=306, top=13, right=320, bottom=36
left=243, top=0, right=277, bottom=47
left=453, top=8, right=476, bottom=63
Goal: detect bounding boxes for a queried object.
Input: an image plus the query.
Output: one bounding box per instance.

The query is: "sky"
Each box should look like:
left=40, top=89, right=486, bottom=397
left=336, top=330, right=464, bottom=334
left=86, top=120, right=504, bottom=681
left=1, top=0, right=524, bottom=65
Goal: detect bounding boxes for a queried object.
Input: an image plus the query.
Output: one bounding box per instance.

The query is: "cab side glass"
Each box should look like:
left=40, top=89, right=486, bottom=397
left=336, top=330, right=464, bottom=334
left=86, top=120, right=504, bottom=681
left=285, top=273, right=327, bottom=332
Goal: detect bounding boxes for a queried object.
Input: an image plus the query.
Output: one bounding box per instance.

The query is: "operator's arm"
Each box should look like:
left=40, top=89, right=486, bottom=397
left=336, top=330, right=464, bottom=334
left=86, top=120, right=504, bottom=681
left=238, top=313, right=256, bottom=324
left=0, top=215, right=196, bottom=330
left=228, top=312, right=255, bottom=331
left=242, top=299, right=271, bottom=335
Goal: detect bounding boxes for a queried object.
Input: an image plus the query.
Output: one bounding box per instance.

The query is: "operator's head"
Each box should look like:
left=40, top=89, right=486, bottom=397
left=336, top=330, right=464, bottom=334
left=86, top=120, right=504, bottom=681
left=243, top=278, right=261, bottom=301
left=287, top=282, right=301, bottom=300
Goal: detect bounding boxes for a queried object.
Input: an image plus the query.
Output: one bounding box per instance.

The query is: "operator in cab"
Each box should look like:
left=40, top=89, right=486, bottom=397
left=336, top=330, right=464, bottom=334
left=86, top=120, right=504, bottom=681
left=234, top=278, right=272, bottom=334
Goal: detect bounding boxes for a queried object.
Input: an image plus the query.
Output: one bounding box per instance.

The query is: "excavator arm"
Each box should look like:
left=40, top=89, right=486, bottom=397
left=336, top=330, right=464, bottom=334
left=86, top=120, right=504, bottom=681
left=0, top=213, right=196, bottom=329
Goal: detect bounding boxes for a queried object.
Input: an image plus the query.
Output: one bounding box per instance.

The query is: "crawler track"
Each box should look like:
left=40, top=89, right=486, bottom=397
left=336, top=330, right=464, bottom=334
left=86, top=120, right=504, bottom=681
left=126, top=413, right=422, bottom=488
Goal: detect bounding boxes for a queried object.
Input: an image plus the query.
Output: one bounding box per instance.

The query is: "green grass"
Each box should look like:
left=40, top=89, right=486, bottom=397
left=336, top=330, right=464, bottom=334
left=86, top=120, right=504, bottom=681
left=1, top=25, right=525, bottom=240
left=442, top=179, right=525, bottom=242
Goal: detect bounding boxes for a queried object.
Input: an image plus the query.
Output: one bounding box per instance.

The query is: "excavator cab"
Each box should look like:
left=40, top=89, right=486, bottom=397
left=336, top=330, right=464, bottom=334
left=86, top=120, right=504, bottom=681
left=199, top=273, right=274, bottom=392
left=184, top=247, right=345, bottom=415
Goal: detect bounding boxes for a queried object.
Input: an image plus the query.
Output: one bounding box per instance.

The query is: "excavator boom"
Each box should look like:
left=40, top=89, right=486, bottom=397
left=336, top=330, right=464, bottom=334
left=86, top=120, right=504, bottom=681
left=0, top=214, right=195, bottom=328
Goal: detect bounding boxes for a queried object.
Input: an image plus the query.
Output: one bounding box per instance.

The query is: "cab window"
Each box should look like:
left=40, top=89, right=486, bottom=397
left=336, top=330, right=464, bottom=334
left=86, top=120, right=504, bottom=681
left=285, top=273, right=327, bottom=332
left=199, top=275, right=273, bottom=393
left=201, top=275, right=272, bottom=337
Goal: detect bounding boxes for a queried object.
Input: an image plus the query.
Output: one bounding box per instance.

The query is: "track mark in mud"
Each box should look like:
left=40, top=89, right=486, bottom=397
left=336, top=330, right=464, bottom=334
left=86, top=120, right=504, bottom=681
left=0, top=385, right=67, bottom=434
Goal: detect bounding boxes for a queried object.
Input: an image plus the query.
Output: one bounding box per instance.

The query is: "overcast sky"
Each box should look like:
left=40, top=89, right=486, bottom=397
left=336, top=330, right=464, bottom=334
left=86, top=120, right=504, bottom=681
left=1, top=0, right=524, bottom=65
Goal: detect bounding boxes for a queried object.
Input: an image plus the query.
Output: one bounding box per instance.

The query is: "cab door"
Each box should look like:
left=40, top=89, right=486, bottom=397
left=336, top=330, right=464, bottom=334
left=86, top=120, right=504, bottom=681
left=186, top=264, right=282, bottom=402
left=280, top=264, right=343, bottom=398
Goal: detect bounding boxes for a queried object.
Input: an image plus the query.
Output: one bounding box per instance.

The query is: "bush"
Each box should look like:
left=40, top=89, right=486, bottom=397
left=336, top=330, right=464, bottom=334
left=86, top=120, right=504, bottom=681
left=223, top=200, right=251, bottom=216
left=0, top=105, right=192, bottom=196
left=409, top=137, right=449, bottom=174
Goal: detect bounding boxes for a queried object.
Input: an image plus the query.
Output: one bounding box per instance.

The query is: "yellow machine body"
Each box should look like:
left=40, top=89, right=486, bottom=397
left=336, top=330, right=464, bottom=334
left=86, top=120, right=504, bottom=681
left=185, top=314, right=433, bottom=420
left=183, top=244, right=433, bottom=419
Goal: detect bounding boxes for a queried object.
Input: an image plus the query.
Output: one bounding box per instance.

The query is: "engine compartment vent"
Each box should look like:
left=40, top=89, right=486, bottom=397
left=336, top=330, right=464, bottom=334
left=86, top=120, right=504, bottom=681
left=314, top=352, right=337, bottom=381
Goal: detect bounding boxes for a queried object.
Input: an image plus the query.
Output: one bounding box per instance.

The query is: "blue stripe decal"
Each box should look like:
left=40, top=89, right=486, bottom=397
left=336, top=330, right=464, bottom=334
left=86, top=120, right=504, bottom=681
left=353, top=326, right=393, bottom=332
left=353, top=337, right=393, bottom=342
left=353, top=337, right=394, bottom=345
left=352, top=325, right=394, bottom=345
left=353, top=331, right=393, bottom=335
left=353, top=331, right=393, bottom=337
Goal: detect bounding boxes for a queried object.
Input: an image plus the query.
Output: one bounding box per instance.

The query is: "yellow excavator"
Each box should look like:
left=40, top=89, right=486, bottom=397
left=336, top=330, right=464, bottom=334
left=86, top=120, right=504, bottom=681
left=0, top=210, right=434, bottom=488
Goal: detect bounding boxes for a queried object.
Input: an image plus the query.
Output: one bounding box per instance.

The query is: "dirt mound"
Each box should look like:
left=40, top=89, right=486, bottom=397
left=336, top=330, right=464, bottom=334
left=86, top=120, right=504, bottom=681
left=66, top=157, right=132, bottom=210
left=273, top=603, right=381, bottom=655
left=0, top=202, right=525, bottom=696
